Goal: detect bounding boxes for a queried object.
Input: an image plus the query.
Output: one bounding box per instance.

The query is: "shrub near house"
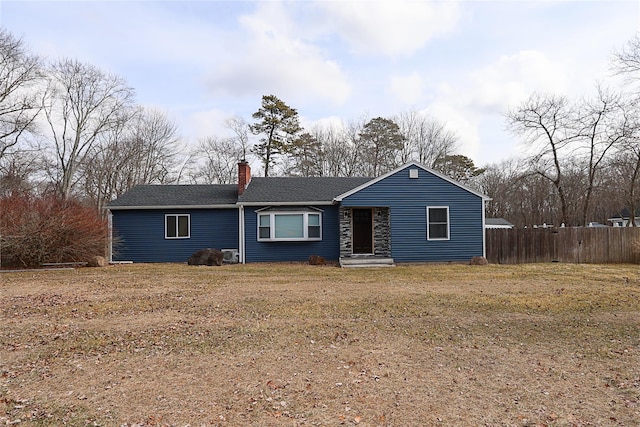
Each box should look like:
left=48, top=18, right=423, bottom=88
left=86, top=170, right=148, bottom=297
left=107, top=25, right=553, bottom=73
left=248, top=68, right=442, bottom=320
left=0, top=194, right=108, bottom=268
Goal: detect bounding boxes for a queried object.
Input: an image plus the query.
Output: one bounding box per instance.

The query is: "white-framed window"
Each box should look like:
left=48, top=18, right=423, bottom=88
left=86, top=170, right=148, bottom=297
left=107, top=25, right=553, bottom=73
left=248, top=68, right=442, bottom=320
left=426, top=206, right=449, bottom=240
left=257, top=212, right=322, bottom=241
left=165, top=214, right=190, bottom=239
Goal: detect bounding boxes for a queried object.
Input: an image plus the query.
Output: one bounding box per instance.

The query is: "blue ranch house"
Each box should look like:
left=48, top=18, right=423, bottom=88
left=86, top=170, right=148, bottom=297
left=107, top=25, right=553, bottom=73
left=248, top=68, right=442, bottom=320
left=107, top=161, right=490, bottom=266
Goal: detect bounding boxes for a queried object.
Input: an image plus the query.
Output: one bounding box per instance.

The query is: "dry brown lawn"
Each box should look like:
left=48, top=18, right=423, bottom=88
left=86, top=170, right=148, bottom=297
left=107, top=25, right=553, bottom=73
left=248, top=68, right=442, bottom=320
left=1, top=262, right=639, bottom=426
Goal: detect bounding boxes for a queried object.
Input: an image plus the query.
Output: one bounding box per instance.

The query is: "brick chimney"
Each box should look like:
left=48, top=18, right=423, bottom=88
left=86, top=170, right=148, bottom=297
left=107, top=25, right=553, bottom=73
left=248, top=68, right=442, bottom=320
left=237, top=160, right=251, bottom=195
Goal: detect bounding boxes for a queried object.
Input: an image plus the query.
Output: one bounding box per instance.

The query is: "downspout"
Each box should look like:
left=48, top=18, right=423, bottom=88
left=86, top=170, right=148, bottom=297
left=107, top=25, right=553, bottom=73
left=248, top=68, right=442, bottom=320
left=482, top=199, right=486, bottom=258
left=107, top=209, right=113, bottom=263
left=239, top=205, right=245, bottom=264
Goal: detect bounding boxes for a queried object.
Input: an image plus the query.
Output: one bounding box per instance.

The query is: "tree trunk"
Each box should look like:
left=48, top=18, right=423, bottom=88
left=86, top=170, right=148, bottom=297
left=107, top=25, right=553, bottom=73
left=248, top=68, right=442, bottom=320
left=626, top=154, right=640, bottom=226
left=264, top=127, right=275, bottom=177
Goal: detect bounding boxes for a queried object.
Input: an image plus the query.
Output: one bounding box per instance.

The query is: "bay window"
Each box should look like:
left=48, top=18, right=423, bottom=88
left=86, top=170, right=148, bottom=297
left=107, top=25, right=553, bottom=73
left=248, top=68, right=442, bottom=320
left=258, top=211, right=322, bottom=241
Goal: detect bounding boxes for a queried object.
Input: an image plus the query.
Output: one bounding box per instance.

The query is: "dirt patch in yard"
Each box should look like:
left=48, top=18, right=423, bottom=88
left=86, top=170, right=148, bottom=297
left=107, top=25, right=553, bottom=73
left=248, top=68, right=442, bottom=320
left=1, top=263, right=639, bottom=426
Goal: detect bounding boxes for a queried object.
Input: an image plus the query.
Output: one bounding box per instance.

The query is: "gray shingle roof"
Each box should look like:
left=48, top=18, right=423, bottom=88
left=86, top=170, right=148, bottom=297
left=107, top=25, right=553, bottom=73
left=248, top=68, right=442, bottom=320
left=107, top=184, right=238, bottom=208
left=107, top=177, right=373, bottom=208
left=238, top=177, right=371, bottom=204
left=485, top=218, right=514, bottom=227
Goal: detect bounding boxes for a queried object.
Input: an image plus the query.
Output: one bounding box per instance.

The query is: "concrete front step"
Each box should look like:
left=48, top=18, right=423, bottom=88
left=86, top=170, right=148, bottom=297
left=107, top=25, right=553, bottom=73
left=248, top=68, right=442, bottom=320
left=339, top=257, right=395, bottom=268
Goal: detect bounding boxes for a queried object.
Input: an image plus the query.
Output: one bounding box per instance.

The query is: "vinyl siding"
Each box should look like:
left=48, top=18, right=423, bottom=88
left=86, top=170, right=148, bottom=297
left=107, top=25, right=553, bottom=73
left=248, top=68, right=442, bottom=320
left=341, top=166, right=484, bottom=262
left=111, top=209, right=239, bottom=262
left=244, top=205, right=340, bottom=262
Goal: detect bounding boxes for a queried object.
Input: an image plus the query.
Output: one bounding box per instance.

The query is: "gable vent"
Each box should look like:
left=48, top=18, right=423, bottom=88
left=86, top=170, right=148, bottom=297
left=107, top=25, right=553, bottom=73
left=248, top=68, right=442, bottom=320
left=409, top=169, right=419, bottom=179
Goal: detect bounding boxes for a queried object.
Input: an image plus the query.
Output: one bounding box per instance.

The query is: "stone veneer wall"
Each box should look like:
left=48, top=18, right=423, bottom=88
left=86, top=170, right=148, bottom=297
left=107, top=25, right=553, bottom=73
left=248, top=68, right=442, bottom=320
left=339, top=207, right=352, bottom=257
left=374, top=207, right=391, bottom=257
left=339, top=207, right=391, bottom=258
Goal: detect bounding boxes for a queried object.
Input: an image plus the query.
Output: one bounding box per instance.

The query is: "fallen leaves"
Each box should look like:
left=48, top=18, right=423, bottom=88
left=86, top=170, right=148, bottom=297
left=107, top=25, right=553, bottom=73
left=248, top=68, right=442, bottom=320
left=2, top=263, right=640, bottom=425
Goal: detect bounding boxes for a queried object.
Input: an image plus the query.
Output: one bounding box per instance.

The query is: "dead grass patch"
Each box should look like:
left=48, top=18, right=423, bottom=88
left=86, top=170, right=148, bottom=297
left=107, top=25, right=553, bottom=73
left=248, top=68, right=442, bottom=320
left=1, top=263, right=639, bottom=426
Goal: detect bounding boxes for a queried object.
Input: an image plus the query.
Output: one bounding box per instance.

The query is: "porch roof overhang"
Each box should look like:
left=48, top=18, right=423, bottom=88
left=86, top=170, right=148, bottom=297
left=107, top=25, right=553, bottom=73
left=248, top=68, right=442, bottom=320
left=237, top=201, right=337, bottom=207
left=255, top=206, right=324, bottom=213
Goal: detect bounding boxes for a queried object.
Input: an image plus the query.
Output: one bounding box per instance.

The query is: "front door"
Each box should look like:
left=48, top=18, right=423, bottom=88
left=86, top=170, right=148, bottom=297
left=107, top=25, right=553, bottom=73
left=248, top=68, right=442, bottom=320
left=352, top=208, right=373, bottom=254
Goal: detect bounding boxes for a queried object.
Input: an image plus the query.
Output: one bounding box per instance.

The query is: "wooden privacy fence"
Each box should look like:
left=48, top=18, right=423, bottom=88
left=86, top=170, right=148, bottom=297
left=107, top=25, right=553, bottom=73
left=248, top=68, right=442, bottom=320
left=485, top=227, right=640, bottom=264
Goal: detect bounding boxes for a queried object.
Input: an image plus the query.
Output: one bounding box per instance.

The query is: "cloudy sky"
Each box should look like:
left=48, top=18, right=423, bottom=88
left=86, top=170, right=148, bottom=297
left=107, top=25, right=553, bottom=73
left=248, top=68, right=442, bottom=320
left=1, top=0, right=639, bottom=167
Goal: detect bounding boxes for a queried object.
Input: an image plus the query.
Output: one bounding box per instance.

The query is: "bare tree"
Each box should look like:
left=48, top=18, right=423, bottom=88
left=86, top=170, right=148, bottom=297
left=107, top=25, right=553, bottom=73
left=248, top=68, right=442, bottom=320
left=342, top=117, right=370, bottom=176
left=576, top=86, right=632, bottom=225
left=477, top=159, right=524, bottom=222
left=41, top=58, right=135, bottom=199
left=481, top=159, right=570, bottom=228
left=0, top=150, right=42, bottom=196
left=517, top=171, right=560, bottom=227
left=602, top=96, right=640, bottom=226
left=309, top=123, right=350, bottom=177
left=225, top=115, right=251, bottom=161
left=0, top=29, right=42, bottom=162
left=189, top=136, right=244, bottom=184
left=394, top=110, right=458, bottom=167
left=609, top=150, right=640, bottom=225
left=597, top=35, right=640, bottom=224
left=82, top=107, right=180, bottom=211
left=127, top=108, right=180, bottom=185
left=612, top=34, right=640, bottom=80
left=303, top=118, right=368, bottom=178
left=80, top=112, right=131, bottom=212
left=506, top=93, right=581, bottom=225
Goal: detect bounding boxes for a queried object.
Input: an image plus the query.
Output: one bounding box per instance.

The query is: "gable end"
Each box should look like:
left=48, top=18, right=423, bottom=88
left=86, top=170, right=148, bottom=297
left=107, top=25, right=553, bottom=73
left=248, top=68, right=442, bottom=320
left=334, top=161, right=490, bottom=202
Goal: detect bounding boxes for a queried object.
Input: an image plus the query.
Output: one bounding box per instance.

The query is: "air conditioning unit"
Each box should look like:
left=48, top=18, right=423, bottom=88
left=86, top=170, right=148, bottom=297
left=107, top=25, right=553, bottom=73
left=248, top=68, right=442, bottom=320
left=221, top=249, right=240, bottom=264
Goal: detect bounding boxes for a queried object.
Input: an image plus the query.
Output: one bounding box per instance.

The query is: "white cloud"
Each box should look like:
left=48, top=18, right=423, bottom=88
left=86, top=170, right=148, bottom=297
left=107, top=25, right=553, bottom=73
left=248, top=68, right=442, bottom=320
left=423, top=102, right=481, bottom=162
left=301, top=115, right=344, bottom=131
left=6, top=0, right=638, bottom=169
left=422, top=50, right=570, bottom=165
left=467, top=50, right=570, bottom=113
left=389, top=72, right=424, bottom=105
left=317, top=0, right=460, bottom=56
left=203, top=2, right=351, bottom=107
left=186, top=109, right=234, bottom=142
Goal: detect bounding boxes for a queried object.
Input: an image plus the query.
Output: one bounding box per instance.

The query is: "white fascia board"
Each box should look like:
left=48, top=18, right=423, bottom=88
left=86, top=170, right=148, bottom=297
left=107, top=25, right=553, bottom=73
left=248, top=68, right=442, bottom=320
left=333, top=161, right=492, bottom=202
left=238, top=201, right=335, bottom=207
left=107, top=204, right=239, bottom=210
